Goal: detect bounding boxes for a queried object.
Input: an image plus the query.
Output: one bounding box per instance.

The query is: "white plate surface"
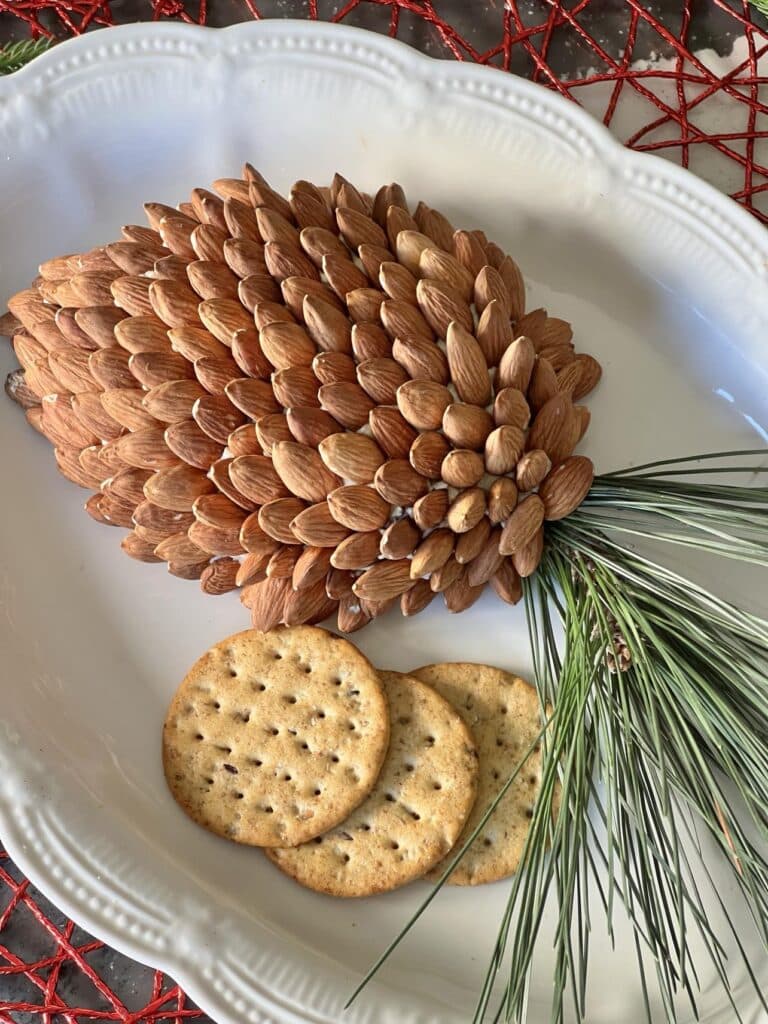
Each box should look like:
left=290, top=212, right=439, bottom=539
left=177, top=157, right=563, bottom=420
left=1, top=20, right=767, bottom=1024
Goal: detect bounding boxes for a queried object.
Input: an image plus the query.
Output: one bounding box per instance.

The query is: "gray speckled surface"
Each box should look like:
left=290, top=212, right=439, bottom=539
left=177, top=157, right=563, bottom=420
left=0, top=0, right=761, bottom=1016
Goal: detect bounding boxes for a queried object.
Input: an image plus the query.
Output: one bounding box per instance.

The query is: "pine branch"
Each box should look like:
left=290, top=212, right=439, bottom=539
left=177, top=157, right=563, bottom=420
left=749, top=0, right=768, bottom=18
left=0, top=38, right=53, bottom=76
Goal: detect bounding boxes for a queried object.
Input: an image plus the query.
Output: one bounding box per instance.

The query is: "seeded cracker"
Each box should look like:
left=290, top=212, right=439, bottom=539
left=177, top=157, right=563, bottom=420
left=266, top=671, right=479, bottom=896
left=412, top=663, right=545, bottom=885
left=163, top=626, right=389, bottom=847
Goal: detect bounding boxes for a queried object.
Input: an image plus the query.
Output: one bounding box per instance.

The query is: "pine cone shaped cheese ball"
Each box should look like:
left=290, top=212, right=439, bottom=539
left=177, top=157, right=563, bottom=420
left=2, top=168, right=600, bottom=633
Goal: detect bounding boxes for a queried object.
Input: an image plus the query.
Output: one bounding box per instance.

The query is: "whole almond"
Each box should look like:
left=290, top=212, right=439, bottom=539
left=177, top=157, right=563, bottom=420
left=271, top=366, right=320, bottom=409
left=76, top=306, right=127, bottom=348
left=539, top=456, right=594, bottom=520
left=331, top=531, right=381, bottom=570
left=512, top=527, right=544, bottom=578
left=555, top=360, right=582, bottom=396
left=286, top=407, right=340, bottom=447
left=336, top=207, right=388, bottom=250
left=476, top=299, right=513, bottom=367
left=443, top=568, right=485, bottom=613
left=133, top=501, right=194, bottom=545
left=143, top=464, right=215, bottom=512
left=409, top=431, right=450, bottom=480
left=89, top=348, right=135, bottom=390
left=467, top=529, right=504, bottom=587
left=302, top=295, right=353, bottom=354
left=313, top=350, right=356, bottom=385
left=337, top=594, right=371, bottom=634
left=192, top=392, right=246, bottom=443
left=194, top=223, right=229, bottom=263
left=395, top=230, right=433, bottom=274
left=169, top=325, right=227, bottom=361
left=255, top=414, right=292, bottom=455
left=39, top=395, right=99, bottom=449
left=414, top=203, right=454, bottom=251
left=351, top=322, right=392, bottom=361
left=121, top=531, right=163, bottom=563
left=239, top=512, right=281, bottom=557
left=322, top=254, right=368, bottom=300
left=326, top=567, right=355, bottom=599
left=291, top=501, right=350, bottom=547
left=148, top=279, right=200, bottom=328
left=410, top=528, right=454, bottom=578
left=237, top=274, right=281, bottom=310
left=198, top=298, right=253, bottom=345
left=223, top=237, right=268, bottom=278
left=401, top=579, right=435, bottom=617
left=208, top=458, right=257, bottom=511
left=516, top=450, right=552, bottom=492
left=129, top=350, right=193, bottom=389
left=491, top=559, right=523, bottom=604
left=452, top=229, right=487, bottom=277
left=527, top=393, right=573, bottom=460
left=356, top=357, right=408, bottom=405
left=255, top=206, right=300, bottom=248
left=493, top=387, right=531, bottom=430
left=573, top=353, right=602, bottom=400
left=193, top=356, right=239, bottom=395
left=272, top=441, right=341, bottom=503
left=359, top=242, right=392, bottom=277
left=282, top=276, right=343, bottom=319
left=253, top=301, right=296, bottom=331
left=110, top=276, right=154, bottom=317
left=248, top=577, right=292, bottom=633
left=258, top=497, right=306, bottom=544
left=328, top=485, right=391, bottom=531
left=413, top=489, right=449, bottom=530
left=418, top=247, right=474, bottom=301
left=223, top=198, right=259, bottom=242
left=379, top=261, right=418, bottom=304
left=528, top=357, right=559, bottom=411
left=380, top=517, right=421, bottom=559
left=442, top=403, right=494, bottom=450
left=97, top=492, right=136, bottom=528
left=446, top=487, right=486, bottom=533
left=484, top=425, right=525, bottom=476
left=264, top=241, right=318, bottom=283
left=113, top=315, right=169, bottom=354
left=496, top=256, right=525, bottom=321
left=353, top=559, right=413, bottom=602
left=48, top=348, right=98, bottom=393
left=534, top=316, right=573, bottom=351
left=416, top=279, right=474, bottom=336
left=445, top=321, right=491, bottom=406
left=290, top=191, right=335, bottom=235
left=374, top=459, right=429, bottom=506
left=318, top=382, right=374, bottom=430
left=384, top=206, right=418, bottom=248
left=259, top=322, right=316, bottom=369
left=300, top=226, right=348, bottom=266
left=396, top=380, right=451, bottom=431
left=266, top=545, right=303, bottom=580
left=474, top=265, right=512, bottom=317
left=499, top=494, right=545, bottom=556
left=369, top=406, right=418, bottom=458
left=345, top=287, right=385, bottom=324
left=380, top=298, right=433, bottom=343
left=193, top=492, right=247, bottom=531
left=455, top=516, right=491, bottom=564
left=105, top=466, right=153, bottom=504
left=200, top=557, right=240, bottom=595
left=187, top=260, right=239, bottom=301
left=497, top=335, right=536, bottom=392
left=441, top=449, right=484, bottom=488
left=72, top=392, right=123, bottom=440
left=429, top=555, right=463, bottom=593
left=114, top=428, right=180, bottom=470
left=229, top=455, right=290, bottom=504
left=158, top=216, right=196, bottom=260
left=230, top=422, right=266, bottom=456
left=318, top=433, right=385, bottom=483
left=292, top=546, right=333, bottom=591
left=155, top=532, right=210, bottom=565
left=236, top=553, right=268, bottom=588
left=391, top=336, right=448, bottom=384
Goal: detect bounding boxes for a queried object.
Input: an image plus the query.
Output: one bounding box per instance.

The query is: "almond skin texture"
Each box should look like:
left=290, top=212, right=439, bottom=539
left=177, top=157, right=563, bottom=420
left=539, top=456, right=594, bottom=521
left=318, top=433, right=385, bottom=483
left=499, top=494, right=545, bottom=556
left=327, top=485, right=391, bottom=531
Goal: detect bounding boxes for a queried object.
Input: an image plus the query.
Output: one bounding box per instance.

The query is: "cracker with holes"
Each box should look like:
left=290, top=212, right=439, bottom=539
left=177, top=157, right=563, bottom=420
left=265, top=671, right=479, bottom=897
left=411, top=663, right=544, bottom=886
left=162, top=626, right=390, bottom=847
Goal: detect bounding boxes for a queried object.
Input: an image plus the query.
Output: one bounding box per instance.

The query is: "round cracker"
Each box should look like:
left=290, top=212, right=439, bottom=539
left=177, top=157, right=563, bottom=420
left=265, top=671, right=479, bottom=897
left=411, top=663, right=544, bottom=886
left=163, top=626, right=389, bottom=847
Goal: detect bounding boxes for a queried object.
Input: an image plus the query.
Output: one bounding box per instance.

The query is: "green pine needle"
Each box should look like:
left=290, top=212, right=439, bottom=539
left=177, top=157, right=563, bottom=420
left=749, top=0, right=768, bottom=17
left=0, top=38, right=53, bottom=76
left=351, top=450, right=768, bottom=1022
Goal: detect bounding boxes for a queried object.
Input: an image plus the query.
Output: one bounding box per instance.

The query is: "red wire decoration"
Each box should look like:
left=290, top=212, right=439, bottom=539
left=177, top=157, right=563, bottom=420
left=1, top=2, right=767, bottom=1019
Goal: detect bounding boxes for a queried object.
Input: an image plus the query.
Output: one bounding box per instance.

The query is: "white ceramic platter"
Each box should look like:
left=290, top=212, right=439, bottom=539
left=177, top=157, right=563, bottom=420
left=1, top=20, right=767, bottom=1024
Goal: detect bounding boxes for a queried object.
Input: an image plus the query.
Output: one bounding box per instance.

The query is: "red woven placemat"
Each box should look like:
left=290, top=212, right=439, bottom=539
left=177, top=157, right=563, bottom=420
left=1, top=3, right=767, bottom=1021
